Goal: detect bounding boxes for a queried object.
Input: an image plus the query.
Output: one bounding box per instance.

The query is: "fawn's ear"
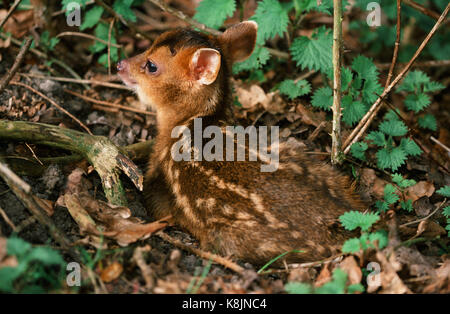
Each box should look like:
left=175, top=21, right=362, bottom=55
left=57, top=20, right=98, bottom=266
left=219, top=21, right=258, bottom=63
left=190, top=48, right=221, bottom=85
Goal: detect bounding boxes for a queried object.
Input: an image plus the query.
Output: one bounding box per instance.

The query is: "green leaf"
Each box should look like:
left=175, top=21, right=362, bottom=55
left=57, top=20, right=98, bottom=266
left=279, top=79, right=311, bottom=99
left=376, top=147, right=407, bottom=171
left=7, top=237, right=31, bottom=257
left=285, top=282, right=312, bottom=294
left=418, top=114, right=437, bottom=131
left=62, top=0, right=89, bottom=13
left=348, top=283, right=365, bottom=293
left=80, top=6, right=104, bottom=30
left=290, top=26, right=332, bottom=73
left=379, top=119, right=408, bottom=137
left=252, top=0, right=289, bottom=44
left=342, top=238, right=362, bottom=253
left=397, top=70, right=430, bottom=93
left=232, top=46, right=270, bottom=73
left=26, top=247, right=65, bottom=266
left=442, top=206, right=450, bottom=218
left=375, top=200, right=389, bottom=212
left=424, top=81, right=445, bottom=93
left=400, top=138, right=422, bottom=157
left=113, top=0, right=136, bottom=22
left=384, top=109, right=401, bottom=121
left=392, top=173, right=416, bottom=189
left=366, top=131, right=386, bottom=147
left=341, top=67, right=353, bottom=91
left=383, top=184, right=399, bottom=205
left=339, top=211, right=380, bottom=232
left=193, top=0, right=236, bottom=29
left=401, top=199, right=413, bottom=212
left=361, top=79, right=383, bottom=105
left=351, top=55, right=379, bottom=81
left=311, top=86, right=333, bottom=111
left=437, top=186, right=450, bottom=197
left=404, top=93, right=430, bottom=113
left=316, top=269, right=347, bottom=294
left=350, top=142, right=368, bottom=161
left=342, top=96, right=366, bottom=126
left=368, top=230, right=388, bottom=249
left=0, top=267, right=21, bottom=293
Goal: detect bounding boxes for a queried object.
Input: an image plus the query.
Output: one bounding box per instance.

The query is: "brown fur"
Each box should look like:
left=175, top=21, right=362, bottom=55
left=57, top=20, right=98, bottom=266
left=118, top=22, right=366, bottom=265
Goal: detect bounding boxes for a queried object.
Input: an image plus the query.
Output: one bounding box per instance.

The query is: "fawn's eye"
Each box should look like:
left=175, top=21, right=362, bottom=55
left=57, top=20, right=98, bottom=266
left=145, top=61, right=158, bottom=73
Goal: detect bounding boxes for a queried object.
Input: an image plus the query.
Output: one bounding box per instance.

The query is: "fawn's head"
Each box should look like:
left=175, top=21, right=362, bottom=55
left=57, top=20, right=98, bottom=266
left=118, top=21, right=257, bottom=123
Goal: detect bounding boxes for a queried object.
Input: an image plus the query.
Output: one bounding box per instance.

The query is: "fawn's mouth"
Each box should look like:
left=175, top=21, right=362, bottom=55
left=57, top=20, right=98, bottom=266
left=118, top=72, right=138, bottom=88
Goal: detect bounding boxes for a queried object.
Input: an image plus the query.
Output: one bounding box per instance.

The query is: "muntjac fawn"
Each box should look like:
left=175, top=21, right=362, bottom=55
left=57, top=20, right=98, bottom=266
left=118, top=21, right=366, bottom=265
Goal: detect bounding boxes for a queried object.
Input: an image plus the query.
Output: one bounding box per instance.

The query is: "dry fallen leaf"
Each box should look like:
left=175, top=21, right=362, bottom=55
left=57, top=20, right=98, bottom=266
left=339, top=256, right=362, bottom=286
left=423, top=260, right=450, bottom=293
left=405, top=181, right=435, bottom=202
left=234, top=84, right=267, bottom=109
left=100, top=262, right=124, bottom=283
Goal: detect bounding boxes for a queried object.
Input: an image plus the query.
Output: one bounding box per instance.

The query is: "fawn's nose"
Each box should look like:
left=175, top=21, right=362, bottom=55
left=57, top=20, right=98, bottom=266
left=117, top=59, right=129, bottom=72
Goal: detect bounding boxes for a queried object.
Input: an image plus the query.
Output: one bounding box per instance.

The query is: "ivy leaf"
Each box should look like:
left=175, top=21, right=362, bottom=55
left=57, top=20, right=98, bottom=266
left=379, top=119, right=408, bottom=137
left=376, top=147, right=407, bottom=171
left=252, top=0, right=289, bottom=44
left=279, top=79, right=311, bottom=99
left=350, top=142, right=368, bottom=161
left=418, top=114, right=437, bottom=131
left=339, top=211, right=380, bottom=232
left=404, top=93, right=431, bottom=113
left=232, top=46, right=270, bottom=73
left=437, top=186, right=450, bottom=197
left=291, top=26, right=332, bottom=73
left=400, top=138, right=422, bottom=156
left=366, top=131, right=386, bottom=147
left=113, top=0, right=136, bottom=22
left=194, top=0, right=236, bottom=29
left=311, top=86, right=332, bottom=111
left=80, top=6, right=104, bottom=30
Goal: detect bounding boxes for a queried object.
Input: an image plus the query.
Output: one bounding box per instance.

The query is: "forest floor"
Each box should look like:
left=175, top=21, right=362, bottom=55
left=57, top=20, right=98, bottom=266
left=0, top=0, right=449, bottom=294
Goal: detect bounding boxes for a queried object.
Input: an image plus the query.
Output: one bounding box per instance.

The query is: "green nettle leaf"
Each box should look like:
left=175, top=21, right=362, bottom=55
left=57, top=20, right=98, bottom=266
left=418, top=114, right=437, bottom=131
left=443, top=206, right=450, bottom=218
left=437, top=186, right=450, bottom=197
left=80, top=6, right=104, bottom=30
left=113, top=0, right=136, bottom=22
left=194, top=0, right=236, bottom=29
left=342, top=96, right=366, bottom=126
left=311, top=86, right=333, bottom=111
left=232, top=46, right=270, bottom=73
left=400, top=138, right=422, bottom=156
left=384, top=109, right=401, bottom=121
left=315, top=269, right=348, bottom=294
left=279, top=79, right=311, bottom=99
left=339, top=211, right=380, bottom=232
left=341, top=67, right=353, bottom=91
left=350, top=142, right=368, bottom=161
left=252, top=0, right=289, bottom=44
left=361, top=79, right=383, bottom=105
left=290, top=26, right=332, bottom=73
left=351, top=55, right=379, bottom=81
left=368, top=230, right=388, bottom=249
left=379, top=119, right=408, bottom=137
left=342, top=238, right=361, bottom=253
left=401, top=199, right=413, bottom=212
left=62, top=0, right=89, bottom=13
left=7, top=237, right=31, bottom=257
left=404, top=93, right=431, bottom=113
left=383, top=184, right=399, bottom=205
left=376, top=147, right=407, bottom=171
left=397, top=70, right=430, bottom=93
left=285, top=282, right=312, bottom=294
left=392, top=173, right=416, bottom=189
left=375, top=200, right=389, bottom=211
left=424, top=81, right=445, bottom=93
left=366, top=131, right=386, bottom=147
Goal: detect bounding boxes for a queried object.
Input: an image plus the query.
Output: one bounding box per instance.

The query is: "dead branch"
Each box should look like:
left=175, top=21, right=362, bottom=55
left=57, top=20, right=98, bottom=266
left=0, top=36, right=32, bottom=94
left=56, top=32, right=123, bottom=48
left=343, top=3, right=450, bottom=154
left=402, top=0, right=442, bottom=21
left=0, top=0, right=23, bottom=30
left=0, top=120, right=144, bottom=206
left=156, top=231, right=245, bottom=274
left=385, top=0, right=402, bottom=89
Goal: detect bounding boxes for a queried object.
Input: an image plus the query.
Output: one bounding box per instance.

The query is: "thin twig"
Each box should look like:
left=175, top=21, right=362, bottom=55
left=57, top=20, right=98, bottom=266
left=0, top=36, right=32, bottom=94
left=56, top=31, right=122, bottom=48
left=19, top=73, right=131, bottom=90
left=147, top=0, right=289, bottom=59
left=343, top=3, right=450, bottom=154
left=400, top=199, right=447, bottom=227
left=402, top=0, right=442, bottom=21
left=385, top=0, right=401, bottom=89
left=10, top=81, right=93, bottom=135
left=376, top=59, right=450, bottom=69
left=156, top=231, right=244, bottom=274
left=0, top=0, right=23, bottom=30
left=430, top=136, right=450, bottom=153
left=63, top=89, right=155, bottom=115
left=0, top=206, right=17, bottom=231
left=107, top=18, right=115, bottom=76
left=331, top=0, right=343, bottom=165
